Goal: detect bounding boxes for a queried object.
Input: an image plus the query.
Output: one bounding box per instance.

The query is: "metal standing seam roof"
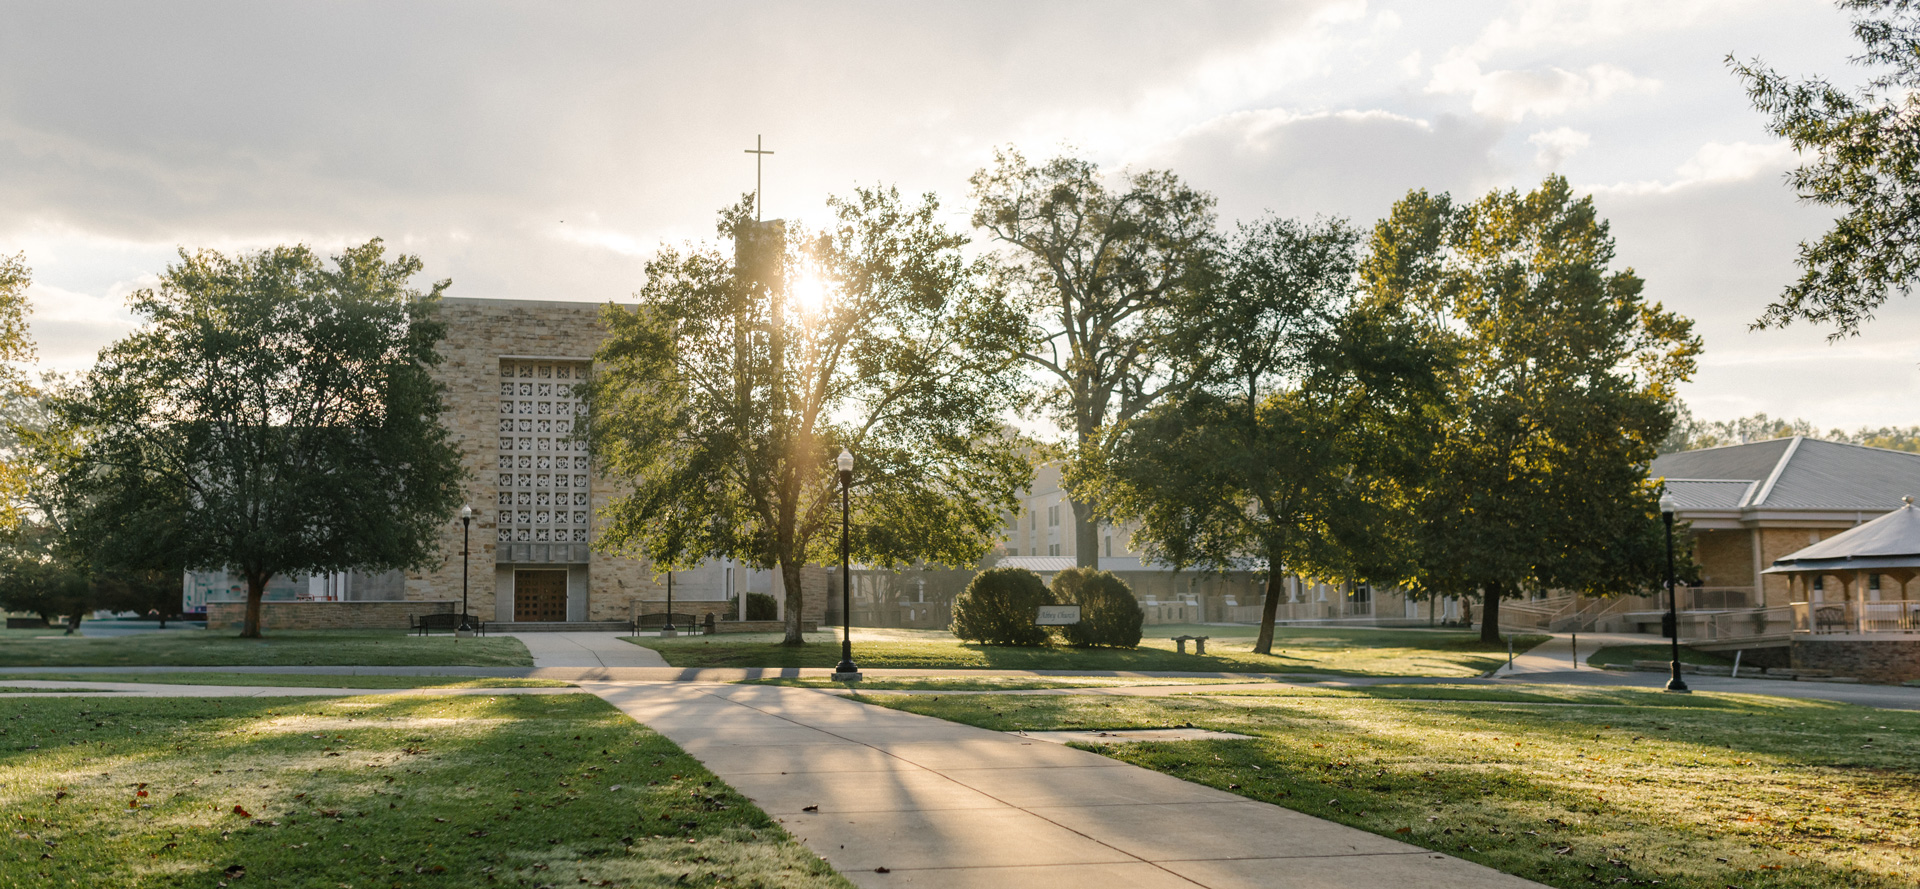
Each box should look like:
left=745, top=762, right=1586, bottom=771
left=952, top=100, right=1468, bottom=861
left=1651, top=436, right=1920, bottom=512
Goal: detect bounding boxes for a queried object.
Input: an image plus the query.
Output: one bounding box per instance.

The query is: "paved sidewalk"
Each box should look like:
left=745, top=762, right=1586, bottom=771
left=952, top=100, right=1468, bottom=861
left=1493, top=632, right=1647, bottom=676
left=0, top=680, right=581, bottom=697
left=505, top=631, right=670, bottom=668
left=585, top=681, right=1546, bottom=889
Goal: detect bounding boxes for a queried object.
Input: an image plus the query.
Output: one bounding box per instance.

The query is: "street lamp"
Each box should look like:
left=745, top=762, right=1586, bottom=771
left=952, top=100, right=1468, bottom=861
left=662, top=569, right=675, bottom=636
left=834, top=448, right=860, bottom=681
left=1659, top=492, right=1689, bottom=694
left=458, top=505, right=473, bottom=637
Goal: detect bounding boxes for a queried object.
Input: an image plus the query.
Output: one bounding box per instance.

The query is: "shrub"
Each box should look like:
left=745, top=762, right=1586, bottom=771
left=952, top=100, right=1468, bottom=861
left=723, top=592, right=778, bottom=621
left=1051, top=567, right=1144, bottom=648
left=950, top=567, right=1051, bottom=646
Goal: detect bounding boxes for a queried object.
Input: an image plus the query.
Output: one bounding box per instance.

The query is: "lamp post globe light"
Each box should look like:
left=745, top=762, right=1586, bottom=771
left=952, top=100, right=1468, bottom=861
left=1659, top=492, right=1689, bottom=694
left=458, top=504, right=473, bottom=637
left=834, top=448, right=860, bottom=681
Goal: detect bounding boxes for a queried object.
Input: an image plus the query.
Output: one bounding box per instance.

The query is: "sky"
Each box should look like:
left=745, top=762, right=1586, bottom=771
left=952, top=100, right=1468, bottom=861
left=3, top=0, right=1915, bottom=430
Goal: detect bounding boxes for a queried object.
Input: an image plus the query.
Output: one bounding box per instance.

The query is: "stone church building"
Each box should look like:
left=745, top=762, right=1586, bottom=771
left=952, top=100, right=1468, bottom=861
left=193, top=297, right=825, bottom=631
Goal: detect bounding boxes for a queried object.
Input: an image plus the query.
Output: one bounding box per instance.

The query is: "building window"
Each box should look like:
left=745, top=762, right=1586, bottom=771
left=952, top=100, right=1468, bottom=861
left=1048, top=504, right=1059, bottom=527
left=1048, top=544, right=1060, bottom=556
left=498, top=358, right=589, bottom=562
left=1103, top=535, right=1111, bottom=557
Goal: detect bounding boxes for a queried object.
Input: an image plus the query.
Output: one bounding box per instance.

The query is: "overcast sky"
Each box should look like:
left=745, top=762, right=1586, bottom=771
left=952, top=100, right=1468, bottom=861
left=4, top=0, right=1913, bottom=430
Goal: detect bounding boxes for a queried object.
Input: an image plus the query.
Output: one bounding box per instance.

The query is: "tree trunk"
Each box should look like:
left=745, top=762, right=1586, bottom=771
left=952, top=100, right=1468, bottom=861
left=241, top=570, right=268, bottom=639
left=1480, top=580, right=1503, bottom=644
left=1071, top=497, right=1099, bottom=569
left=779, top=557, right=806, bottom=646
left=1253, top=561, right=1286, bottom=655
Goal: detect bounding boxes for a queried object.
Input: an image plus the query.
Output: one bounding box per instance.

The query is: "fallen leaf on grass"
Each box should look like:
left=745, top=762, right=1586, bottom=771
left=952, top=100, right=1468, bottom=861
left=801, top=805, right=819, bottom=812
left=231, top=806, right=250, bottom=817
left=222, top=864, right=246, bottom=878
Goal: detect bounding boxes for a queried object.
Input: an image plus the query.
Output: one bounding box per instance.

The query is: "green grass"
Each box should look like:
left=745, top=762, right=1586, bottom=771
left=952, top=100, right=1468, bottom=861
left=1586, top=644, right=1735, bottom=669
left=0, top=694, right=851, bottom=888
left=0, top=630, right=533, bottom=667
left=0, top=673, right=570, bottom=689
left=856, top=684, right=1920, bottom=889
left=631, top=626, right=1544, bottom=677
left=740, top=675, right=1270, bottom=691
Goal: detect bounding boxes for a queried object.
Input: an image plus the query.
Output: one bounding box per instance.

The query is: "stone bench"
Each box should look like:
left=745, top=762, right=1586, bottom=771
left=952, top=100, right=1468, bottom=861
left=1171, top=635, right=1210, bottom=655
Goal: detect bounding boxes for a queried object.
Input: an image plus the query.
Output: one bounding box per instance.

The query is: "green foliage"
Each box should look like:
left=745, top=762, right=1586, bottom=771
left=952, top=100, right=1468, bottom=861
left=1661, top=404, right=1920, bottom=454
left=0, top=528, right=88, bottom=622
left=969, top=148, right=1218, bottom=564
left=726, top=592, right=779, bottom=621
left=1364, top=177, right=1701, bottom=641
left=57, top=240, right=465, bottom=638
left=949, top=566, right=1051, bottom=646
left=1732, top=1, right=1920, bottom=336
left=587, top=188, right=1029, bottom=644
left=0, top=253, right=37, bottom=531
left=1083, top=214, right=1441, bottom=653
left=1049, top=567, right=1143, bottom=648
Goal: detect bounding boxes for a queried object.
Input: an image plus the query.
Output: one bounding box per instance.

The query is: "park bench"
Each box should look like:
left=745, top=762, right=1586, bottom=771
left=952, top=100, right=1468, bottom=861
left=633, top=612, right=698, bottom=633
left=1171, top=634, right=1210, bottom=655
left=5, top=617, right=47, bottom=629
left=410, top=613, right=486, bottom=636
left=1814, top=605, right=1846, bottom=634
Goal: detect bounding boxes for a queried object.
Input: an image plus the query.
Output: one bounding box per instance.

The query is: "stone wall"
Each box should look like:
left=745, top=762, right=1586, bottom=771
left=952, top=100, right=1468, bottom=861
left=1792, top=637, right=1920, bottom=683
left=410, top=297, right=823, bottom=628
left=206, top=600, right=458, bottom=631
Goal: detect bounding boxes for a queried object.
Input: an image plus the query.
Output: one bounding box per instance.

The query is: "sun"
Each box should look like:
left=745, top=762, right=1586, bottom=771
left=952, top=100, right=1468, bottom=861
left=790, top=268, right=829, bottom=317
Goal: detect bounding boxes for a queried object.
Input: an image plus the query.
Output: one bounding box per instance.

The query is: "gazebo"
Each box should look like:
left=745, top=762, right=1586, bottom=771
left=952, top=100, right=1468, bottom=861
left=1763, top=496, right=1920, bottom=635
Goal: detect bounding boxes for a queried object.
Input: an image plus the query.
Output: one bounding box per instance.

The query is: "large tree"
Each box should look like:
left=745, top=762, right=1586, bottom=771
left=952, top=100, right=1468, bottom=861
left=59, top=240, right=465, bottom=638
left=0, top=252, right=39, bottom=531
left=1732, top=0, right=1920, bottom=335
left=587, top=188, right=1030, bottom=645
left=1084, top=216, right=1441, bottom=655
left=1365, top=178, right=1701, bottom=643
left=969, top=149, right=1217, bottom=567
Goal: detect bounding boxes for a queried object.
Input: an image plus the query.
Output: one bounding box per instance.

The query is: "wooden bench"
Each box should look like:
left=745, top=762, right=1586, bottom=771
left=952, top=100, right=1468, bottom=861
left=633, top=613, right=698, bottom=632
left=410, top=613, right=486, bottom=636
left=1171, top=634, right=1210, bottom=655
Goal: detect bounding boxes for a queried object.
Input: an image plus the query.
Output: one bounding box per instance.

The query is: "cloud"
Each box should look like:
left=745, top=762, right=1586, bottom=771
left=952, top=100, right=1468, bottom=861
left=1428, top=59, right=1659, bottom=121
left=1592, top=139, right=1799, bottom=195
left=1528, top=126, right=1591, bottom=168
left=1137, top=107, right=1506, bottom=225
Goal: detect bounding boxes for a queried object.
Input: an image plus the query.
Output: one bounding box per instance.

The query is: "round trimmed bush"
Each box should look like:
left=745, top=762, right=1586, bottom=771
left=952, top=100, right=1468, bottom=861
left=950, top=567, right=1052, bottom=646
left=724, top=592, right=778, bottom=621
left=1051, top=567, right=1144, bottom=648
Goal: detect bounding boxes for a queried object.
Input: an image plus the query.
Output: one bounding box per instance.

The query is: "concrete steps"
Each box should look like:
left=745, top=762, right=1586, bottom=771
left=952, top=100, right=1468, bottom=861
left=493, top=621, right=635, bottom=633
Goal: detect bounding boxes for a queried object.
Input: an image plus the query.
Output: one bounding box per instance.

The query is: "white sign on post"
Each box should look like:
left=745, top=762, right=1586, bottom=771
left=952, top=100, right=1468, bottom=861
left=1035, top=604, right=1082, bottom=626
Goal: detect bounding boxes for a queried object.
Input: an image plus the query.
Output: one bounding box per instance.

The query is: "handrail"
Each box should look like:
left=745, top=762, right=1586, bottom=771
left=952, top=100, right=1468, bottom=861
left=1789, top=600, right=1920, bottom=634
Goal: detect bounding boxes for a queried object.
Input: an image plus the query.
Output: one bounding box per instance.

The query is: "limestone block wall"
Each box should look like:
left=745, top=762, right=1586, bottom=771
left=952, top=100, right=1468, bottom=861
left=207, top=600, right=457, bottom=631
left=1792, top=638, right=1920, bottom=683
left=1691, top=528, right=1754, bottom=591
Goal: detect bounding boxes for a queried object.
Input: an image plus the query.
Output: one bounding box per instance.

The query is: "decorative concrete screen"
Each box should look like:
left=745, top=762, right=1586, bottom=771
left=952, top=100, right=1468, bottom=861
left=496, top=359, right=592, bottom=565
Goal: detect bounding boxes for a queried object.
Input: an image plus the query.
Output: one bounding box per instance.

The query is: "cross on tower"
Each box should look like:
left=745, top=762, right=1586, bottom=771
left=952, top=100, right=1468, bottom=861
left=744, top=135, right=774, bottom=221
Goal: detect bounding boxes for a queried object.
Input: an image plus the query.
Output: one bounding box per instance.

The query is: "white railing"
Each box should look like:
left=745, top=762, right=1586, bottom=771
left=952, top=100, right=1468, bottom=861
left=1791, top=600, right=1920, bottom=634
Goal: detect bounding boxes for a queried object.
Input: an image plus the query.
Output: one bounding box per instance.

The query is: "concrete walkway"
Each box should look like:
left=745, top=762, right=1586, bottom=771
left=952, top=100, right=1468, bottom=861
left=1493, top=632, right=1648, bottom=675
left=585, top=681, right=1546, bottom=889
left=0, top=679, right=581, bottom=697
left=504, top=631, right=670, bottom=668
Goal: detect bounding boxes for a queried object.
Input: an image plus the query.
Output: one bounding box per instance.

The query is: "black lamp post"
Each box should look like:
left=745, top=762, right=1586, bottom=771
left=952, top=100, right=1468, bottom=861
left=662, top=570, right=675, bottom=635
left=458, top=505, right=473, bottom=636
left=1660, top=492, right=1690, bottom=693
left=833, top=448, right=860, bottom=681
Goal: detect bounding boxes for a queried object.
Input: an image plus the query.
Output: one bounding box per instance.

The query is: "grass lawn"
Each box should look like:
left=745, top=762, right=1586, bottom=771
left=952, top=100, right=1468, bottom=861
left=0, top=687, right=109, bottom=694
left=740, top=675, right=1270, bottom=691
left=0, top=693, right=850, bottom=888
left=0, top=673, right=570, bottom=689
left=631, top=625, right=1545, bottom=677
left=856, top=684, right=1920, bottom=889
left=1586, top=643, right=1736, bottom=669
left=0, top=630, right=533, bottom=667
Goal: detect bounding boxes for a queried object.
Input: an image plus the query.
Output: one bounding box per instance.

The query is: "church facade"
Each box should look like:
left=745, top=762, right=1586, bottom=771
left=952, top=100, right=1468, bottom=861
left=194, top=297, right=825, bottom=631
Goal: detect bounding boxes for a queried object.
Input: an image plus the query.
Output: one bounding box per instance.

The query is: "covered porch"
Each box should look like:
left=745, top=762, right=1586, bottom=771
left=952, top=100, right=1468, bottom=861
left=1765, top=497, right=1920, bottom=636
